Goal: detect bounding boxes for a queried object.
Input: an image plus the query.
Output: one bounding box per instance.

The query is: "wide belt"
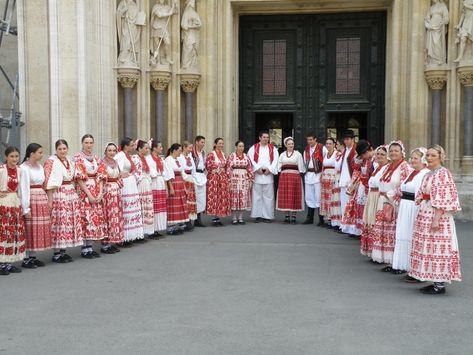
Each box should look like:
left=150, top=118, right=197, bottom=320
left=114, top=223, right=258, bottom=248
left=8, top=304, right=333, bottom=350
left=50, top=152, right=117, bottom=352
left=281, top=165, right=299, bottom=171
left=30, top=185, right=43, bottom=189
left=62, top=181, right=72, bottom=185
left=184, top=170, right=192, bottom=174
left=87, top=174, right=97, bottom=178
left=323, top=166, right=335, bottom=171
left=196, top=169, right=204, bottom=173
left=307, top=168, right=317, bottom=173
left=174, top=172, right=181, bottom=176
left=233, top=166, right=247, bottom=170
left=370, top=187, right=379, bottom=192
left=107, top=178, right=119, bottom=183
left=401, top=192, right=415, bottom=201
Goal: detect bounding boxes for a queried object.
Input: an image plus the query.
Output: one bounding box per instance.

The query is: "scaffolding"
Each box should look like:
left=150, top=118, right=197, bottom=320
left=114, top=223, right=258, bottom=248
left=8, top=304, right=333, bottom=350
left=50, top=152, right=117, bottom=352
left=0, top=0, right=23, bottom=153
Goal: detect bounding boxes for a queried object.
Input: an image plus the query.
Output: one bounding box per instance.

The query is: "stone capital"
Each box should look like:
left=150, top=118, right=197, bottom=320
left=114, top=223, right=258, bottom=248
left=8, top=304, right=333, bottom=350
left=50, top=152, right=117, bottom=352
left=117, top=67, right=140, bottom=89
left=149, top=70, right=172, bottom=91
left=457, top=65, right=473, bottom=87
left=424, top=69, right=448, bottom=90
left=179, top=73, right=201, bottom=93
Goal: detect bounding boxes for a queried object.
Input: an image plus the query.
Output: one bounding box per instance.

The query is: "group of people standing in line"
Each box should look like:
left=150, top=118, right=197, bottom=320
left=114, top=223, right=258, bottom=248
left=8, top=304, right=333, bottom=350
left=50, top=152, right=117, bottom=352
left=0, top=129, right=462, bottom=295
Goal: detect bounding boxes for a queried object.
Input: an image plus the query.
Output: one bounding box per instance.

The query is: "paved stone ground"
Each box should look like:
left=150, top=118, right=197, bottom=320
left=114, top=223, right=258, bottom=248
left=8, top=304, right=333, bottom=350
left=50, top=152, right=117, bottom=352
left=1, top=214, right=472, bottom=355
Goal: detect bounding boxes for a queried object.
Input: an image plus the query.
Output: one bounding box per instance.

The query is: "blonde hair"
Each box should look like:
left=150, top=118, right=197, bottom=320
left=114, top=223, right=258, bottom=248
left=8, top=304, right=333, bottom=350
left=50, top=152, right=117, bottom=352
left=410, top=147, right=428, bottom=165
left=182, top=141, right=192, bottom=149
left=428, top=144, right=446, bottom=164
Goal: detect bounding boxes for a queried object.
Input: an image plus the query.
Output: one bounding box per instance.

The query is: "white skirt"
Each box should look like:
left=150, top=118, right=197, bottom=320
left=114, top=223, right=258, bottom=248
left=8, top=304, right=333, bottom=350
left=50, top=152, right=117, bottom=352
left=392, top=199, right=418, bottom=271
left=122, top=175, right=144, bottom=241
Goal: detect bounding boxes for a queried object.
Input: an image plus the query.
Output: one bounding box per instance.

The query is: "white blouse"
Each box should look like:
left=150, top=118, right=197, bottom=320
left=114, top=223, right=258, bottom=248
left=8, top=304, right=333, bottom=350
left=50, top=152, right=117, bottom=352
left=164, top=156, right=193, bottom=183
left=45, top=155, right=75, bottom=190
left=114, top=151, right=133, bottom=174
left=146, top=154, right=170, bottom=180
left=20, top=162, right=45, bottom=215
left=368, top=164, right=389, bottom=189
left=277, top=151, right=305, bottom=173
left=400, top=168, right=429, bottom=195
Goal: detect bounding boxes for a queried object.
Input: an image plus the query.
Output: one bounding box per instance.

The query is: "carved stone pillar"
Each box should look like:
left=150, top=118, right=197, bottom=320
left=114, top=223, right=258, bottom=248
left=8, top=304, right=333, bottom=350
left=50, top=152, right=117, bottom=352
left=149, top=70, right=172, bottom=144
left=458, top=65, right=473, bottom=174
left=179, top=73, right=201, bottom=141
left=117, top=67, right=140, bottom=138
left=425, top=69, right=448, bottom=146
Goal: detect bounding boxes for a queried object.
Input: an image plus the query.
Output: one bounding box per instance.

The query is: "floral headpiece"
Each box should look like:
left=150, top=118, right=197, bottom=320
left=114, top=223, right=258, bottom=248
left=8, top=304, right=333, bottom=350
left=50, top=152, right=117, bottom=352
left=411, top=147, right=428, bottom=165
left=388, top=140, right=406, bottom=157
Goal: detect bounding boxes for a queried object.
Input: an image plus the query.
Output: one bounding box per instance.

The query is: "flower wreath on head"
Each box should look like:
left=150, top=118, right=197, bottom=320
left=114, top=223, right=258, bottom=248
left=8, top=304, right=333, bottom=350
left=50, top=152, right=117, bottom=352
left=375, top=144, right=390, bottom=161
left=411, top=147, right=428, bottom=165
left=387, top=140, right=406, bottom=158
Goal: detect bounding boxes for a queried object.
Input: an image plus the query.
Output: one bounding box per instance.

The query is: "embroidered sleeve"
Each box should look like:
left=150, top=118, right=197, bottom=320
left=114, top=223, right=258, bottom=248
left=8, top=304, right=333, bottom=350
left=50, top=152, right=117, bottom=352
left=163, top=158, right=175, bottom=182
left=205, top=152, right=217, bottom=173
left=277, top=153, right=284, bottom=172
left=146, top=155, right=158, bottom=178
left=131, top=155, right=142, bottom=183
left=297, top=152, right=306, bottom=173
left=96, top=157, right=107, bottom=182
left=43, top=159, right=62, bottom=190
left=226, top=153, right=234, bottom=176
left=73, top=154, right=88, bottom=181
left=246, top=156, right=255, bottom=182
left=430, top=168, right=461, bottom=212
left=19, top=165, right=30, bottom=215
left=114, top=152, right=125, bottom=171
left=390, top=162, right=412, bottom=206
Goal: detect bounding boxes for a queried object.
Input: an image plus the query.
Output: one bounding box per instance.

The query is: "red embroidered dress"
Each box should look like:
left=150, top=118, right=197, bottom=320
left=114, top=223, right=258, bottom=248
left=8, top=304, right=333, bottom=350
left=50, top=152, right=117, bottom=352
left=73, top=152, right=107, bottom=241
left=409, top=167, right=461, bottom=283
left=44, top=156, right=83, bottom=248
left=205, top=150, right=231, bottom=217
left=147, top=154, right=168, bottom=231
left=131, top=154, right=155, bottom=235
left=371, top=160, right=412, bottom=264
left=227, top=152, right=254, bottom=211
left=102, top=159, right=125, bottom=244
left=164, top=156, right=189, bottom=225
left=0, top=164, right=26, bottom=262
left=320, top=150, right=337, bottom=218
left=20, top=162, right=52, bottom=251
left=276, top=151, right=305, bottom=212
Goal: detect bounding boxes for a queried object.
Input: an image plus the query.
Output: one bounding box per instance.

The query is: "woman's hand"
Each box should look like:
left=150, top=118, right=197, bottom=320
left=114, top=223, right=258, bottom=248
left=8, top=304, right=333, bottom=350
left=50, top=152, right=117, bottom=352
left=25, top=212, right=32, bottom=219
left=169, top=188, right=175, bottom=197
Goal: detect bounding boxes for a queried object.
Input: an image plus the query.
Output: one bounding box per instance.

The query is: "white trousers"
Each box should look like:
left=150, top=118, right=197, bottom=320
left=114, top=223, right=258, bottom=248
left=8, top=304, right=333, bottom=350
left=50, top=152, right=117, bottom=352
left=340, top=187, right=349, bottom=217
left=305, top=183, right=321, bottom=209
left=251, top=183, right=275, bottom=219
left=196, top=184, right=206, bottom=214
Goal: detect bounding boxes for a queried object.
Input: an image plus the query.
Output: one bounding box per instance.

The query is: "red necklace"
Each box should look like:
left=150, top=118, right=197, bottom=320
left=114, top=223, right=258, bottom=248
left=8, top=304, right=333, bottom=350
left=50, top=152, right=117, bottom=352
left=6, top=165, right=18, bottom=192
left=404, top=169, right=421, bottom=184
left=58, top=157, right=70, bottom=170
left=286, top=150, right=294, bottom=159
left=326, top=150, right=335, bottom=159
left=380, top=160, right=403, bottom=183
left=236, top=152, right=244, bottom=160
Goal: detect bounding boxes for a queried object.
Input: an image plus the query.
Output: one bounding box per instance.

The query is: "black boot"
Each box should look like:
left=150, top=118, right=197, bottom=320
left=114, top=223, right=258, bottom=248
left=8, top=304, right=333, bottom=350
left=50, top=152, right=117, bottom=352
left=194, top=213, right=206, bottom=227
left=303, top=208, right=315, bottom=224
left=317, top=214, right=325, bottom=227
left=185, top=221, right=194, bottom=231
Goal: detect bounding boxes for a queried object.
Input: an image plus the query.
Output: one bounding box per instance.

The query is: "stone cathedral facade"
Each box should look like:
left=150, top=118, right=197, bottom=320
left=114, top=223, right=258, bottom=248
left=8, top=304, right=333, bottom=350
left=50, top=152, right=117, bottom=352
left=16, top=0, right=473, bottom=218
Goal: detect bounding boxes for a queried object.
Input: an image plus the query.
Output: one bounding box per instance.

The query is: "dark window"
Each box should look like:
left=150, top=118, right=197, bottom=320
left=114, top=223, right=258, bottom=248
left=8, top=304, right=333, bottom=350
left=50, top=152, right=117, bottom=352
left=335, top=37, right=360, bottom=95
left=262, top=39, right=287, bottom=95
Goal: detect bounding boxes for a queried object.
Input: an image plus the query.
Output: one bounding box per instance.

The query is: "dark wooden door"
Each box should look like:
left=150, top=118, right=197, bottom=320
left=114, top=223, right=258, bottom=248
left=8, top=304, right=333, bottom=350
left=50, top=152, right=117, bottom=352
left=239, top=12, right=386, bottom=149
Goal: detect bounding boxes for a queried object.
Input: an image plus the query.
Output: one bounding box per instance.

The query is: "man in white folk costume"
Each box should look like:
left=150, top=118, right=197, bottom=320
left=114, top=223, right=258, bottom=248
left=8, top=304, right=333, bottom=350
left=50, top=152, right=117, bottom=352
left=247, top=131, right=279, bottom=222
left=192, top=135, right=207, bottom=227
left=303, top=133, right=326, bottom=225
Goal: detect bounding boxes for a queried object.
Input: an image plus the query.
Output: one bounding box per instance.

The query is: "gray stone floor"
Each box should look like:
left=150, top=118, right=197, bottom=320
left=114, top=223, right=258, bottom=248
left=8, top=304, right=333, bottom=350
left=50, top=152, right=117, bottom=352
left=1, top=214, right=472, bottom=355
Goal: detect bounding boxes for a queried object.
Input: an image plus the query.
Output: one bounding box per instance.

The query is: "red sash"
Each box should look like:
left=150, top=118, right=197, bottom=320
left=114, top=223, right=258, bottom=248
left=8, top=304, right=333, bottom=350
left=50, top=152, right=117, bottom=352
left=125, top=153, right=137, bottom=174
left=151, top=154, right=164, bottom=173
left=254, top=143, right=274, bottom=164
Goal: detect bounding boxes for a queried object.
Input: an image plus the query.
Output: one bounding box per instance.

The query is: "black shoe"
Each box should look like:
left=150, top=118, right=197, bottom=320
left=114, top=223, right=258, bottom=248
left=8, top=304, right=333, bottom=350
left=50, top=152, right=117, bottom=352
left=212, top=221, right=224, bottom=227
left=238, top=220, right=246, bottom=225
left=62, top=253, right=73, bottom=262
left=232, top=220, right=239, bottom=225
left=194, top=219, right=206, bottom=227
left=391, top=269, right=406, bottom=275
left=91, top=251, right=100, bottom=258
left=101, top=247, right=115, bottom=254
left=303, top=207, right=315, bottom=224
left=134, top=238, right=146, bottom=244
left=381, top=266, right=393, bottom=273
left=263, top=219, right=272, bottom=223
left=32, top=259, right=46, bottom=267
left=290, top=217, right=297, bottom=225
left=347, top=234, right=360, bottom=239
left=148, top=234, right=161, bottom=240
left=119, top=241, right=133, bottom=248
left=369, top=259, right=383, bottom=265
left=0, top=267, right=10, bottom=275
left=317, top=215, right=325, bottom=226
left=6, top=265, right=22, bottom=273
left=284, top=216, right=290, bottom=224
left=254, top=218, right=262, bottom=223
left=110, top=245, right=121, bottom=253
left=22, top=259, right=38, bottom=269
left=81, top=252, right=95, bottom=259
left=52, top=254, right=68, bottom=264
left=420, top=284, right=446, bottom=295
left=185, top=222, right=195, bottom=231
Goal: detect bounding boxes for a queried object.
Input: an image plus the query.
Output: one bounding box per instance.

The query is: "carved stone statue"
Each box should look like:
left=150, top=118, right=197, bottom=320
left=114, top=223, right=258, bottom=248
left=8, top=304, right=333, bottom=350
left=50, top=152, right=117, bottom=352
left=150, top=0, right=178, bottom=68
left=181, top=0, right=202, bottom=72
left=425, top=0, right=449, bottom=66
left=455, top=0, right=473, bottom=62
left=116, top=0, right=146, bottom=67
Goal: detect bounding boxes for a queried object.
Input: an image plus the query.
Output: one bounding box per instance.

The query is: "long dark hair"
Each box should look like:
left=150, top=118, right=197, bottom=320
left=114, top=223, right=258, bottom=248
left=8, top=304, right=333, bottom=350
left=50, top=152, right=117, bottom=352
left=55, top=139, right=68, bottom=150
left=136, top=140, right=148, bottom=151
left=22, top=143, right=42, bottom=163
left=120, top=137, right=133, bottom=150
left=166, top=143, right=181, bottom=157
left=5, top=146, right=20, bottom=157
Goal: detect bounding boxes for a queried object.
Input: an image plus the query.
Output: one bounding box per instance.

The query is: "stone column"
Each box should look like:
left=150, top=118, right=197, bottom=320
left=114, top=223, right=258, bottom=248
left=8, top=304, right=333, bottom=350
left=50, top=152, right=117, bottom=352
left=149, top=70, right=172, bottom=143
left=425, top=69, right=448, bottom=145
left=179, top=73, right=201, bottom=141
left=117, top=67, right=140, bottom=138
left=458, top=65, right=473, bottom=174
